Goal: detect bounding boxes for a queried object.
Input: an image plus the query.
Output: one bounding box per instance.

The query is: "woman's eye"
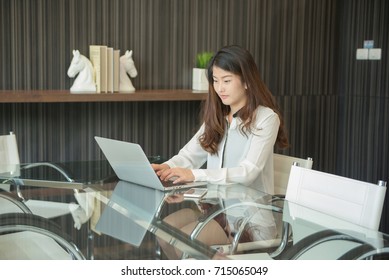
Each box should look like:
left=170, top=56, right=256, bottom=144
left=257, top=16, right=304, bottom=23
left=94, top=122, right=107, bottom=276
left=224, top=80, right=231, bottom=83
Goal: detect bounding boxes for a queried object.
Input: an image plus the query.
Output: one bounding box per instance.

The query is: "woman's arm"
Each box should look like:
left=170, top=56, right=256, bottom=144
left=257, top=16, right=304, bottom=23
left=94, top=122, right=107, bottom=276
left=164, top=125, right=208, bottom=169
left=154, top=125, right=208, bottom=184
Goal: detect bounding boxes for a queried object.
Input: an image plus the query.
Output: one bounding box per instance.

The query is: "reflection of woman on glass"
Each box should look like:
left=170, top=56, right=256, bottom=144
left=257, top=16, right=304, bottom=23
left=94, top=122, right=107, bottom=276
left=153, top=45, right=288, bottom=259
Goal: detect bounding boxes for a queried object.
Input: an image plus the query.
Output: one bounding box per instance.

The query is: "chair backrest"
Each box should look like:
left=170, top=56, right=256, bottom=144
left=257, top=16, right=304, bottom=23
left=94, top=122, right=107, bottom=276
left=0, top=132, right=21, bottom=191
left=273, top=153, right=313, bottom=196
left=0, top=132, right=20, bottom=165
left=285, top=165, right=387, bottom=230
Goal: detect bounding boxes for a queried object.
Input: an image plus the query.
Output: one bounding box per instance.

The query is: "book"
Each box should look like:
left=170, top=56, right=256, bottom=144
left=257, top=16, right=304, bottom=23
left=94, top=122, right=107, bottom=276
left=106, top=47, right=114, bottom=93
left=113, top=50, right=120, bottom=92
left=89, top=45, right=107, bottom=93
left=100, top=46, right=107, bottom=93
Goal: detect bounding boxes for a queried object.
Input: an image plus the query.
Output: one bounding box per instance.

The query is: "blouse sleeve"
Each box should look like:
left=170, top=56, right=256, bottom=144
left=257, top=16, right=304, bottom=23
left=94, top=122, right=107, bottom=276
left=163, top=125, right=208, bottom=169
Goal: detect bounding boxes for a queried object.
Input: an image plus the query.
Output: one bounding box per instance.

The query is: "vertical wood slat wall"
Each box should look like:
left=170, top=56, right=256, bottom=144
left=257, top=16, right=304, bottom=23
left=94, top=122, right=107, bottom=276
left=337, top=0, right=389, bottom=233
left=0, top=0, right=388, bottom=232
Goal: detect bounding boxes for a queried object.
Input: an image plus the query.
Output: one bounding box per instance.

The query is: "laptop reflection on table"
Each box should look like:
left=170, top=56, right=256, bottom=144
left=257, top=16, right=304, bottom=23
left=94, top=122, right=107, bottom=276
left=95, top=180, right=165, bottom=247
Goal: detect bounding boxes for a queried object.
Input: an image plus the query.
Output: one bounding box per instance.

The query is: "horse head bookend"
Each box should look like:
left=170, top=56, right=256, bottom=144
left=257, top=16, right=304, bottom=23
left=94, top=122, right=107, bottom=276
left=119, top=50, right=138, bottom=93
left=67, top=50, right=96, bottom=93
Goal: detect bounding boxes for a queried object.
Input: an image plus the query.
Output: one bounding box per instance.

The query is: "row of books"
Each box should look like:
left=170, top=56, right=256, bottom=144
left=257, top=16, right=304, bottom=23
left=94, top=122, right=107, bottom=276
left=89, top=45, right=120, bottom=93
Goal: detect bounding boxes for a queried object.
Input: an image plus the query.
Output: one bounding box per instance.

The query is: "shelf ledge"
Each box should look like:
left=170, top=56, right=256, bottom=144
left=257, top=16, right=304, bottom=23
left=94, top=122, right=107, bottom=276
left=0, top=90, right=207, bottom=103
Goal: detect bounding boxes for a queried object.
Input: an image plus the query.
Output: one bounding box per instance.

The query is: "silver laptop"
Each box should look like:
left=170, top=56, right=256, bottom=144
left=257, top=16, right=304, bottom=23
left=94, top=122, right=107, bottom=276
left=95, top=136, right=207, bottom=191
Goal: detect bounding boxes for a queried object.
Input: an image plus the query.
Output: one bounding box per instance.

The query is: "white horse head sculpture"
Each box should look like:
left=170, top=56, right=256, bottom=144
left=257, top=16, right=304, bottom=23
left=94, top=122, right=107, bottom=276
left=119, top=50, right=138, bottom=92
left=67, top=50, right=96, bottom=93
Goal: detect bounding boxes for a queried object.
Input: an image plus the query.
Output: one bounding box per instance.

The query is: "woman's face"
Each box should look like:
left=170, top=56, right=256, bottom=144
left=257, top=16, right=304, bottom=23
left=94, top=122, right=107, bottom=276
left=212, top=66, right=247, bottom=113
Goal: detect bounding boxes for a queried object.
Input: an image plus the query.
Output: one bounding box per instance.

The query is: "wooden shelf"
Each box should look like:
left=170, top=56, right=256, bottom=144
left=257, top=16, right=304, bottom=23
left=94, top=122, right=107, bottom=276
left=0, top=89, right=207, bottom=103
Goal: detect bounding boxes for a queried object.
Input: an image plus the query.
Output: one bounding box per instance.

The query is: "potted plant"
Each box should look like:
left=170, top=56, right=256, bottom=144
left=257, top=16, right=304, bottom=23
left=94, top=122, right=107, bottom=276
left=192, top=51, right=213, bottom=91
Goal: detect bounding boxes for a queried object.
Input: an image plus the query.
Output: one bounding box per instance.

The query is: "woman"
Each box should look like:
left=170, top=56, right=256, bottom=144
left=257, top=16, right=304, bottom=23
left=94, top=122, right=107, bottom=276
left=153, top=45, right=288, bottom=259
left=153, top=45, right=288, bottom=194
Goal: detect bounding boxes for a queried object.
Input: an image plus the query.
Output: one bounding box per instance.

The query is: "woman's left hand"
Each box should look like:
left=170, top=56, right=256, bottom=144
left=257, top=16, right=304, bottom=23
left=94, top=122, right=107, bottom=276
left=159, top=167, right=195, bottom=184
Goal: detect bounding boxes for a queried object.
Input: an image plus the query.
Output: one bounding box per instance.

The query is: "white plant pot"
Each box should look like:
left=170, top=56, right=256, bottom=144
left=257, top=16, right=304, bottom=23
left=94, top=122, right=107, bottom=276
left=192, top=68, right=208, bottom=91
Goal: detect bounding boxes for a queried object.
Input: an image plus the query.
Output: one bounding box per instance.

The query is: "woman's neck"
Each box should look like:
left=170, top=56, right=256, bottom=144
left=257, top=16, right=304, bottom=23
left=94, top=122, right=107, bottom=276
left=227, top=108, right=241, bottom=123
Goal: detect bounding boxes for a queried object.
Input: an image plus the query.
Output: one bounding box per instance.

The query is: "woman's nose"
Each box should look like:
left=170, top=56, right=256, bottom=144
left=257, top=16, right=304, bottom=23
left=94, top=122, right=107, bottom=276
left=217, top=83, right=224, bottom=92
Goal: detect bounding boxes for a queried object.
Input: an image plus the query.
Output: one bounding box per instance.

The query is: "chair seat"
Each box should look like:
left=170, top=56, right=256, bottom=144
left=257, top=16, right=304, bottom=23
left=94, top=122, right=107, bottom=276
left=25, top=200, right=72, bottom=219
left=0, top=212, right=85, bottom=259
left=0, top=231, right=73, bottom=260
left=0, top=183, right=11, bottom=192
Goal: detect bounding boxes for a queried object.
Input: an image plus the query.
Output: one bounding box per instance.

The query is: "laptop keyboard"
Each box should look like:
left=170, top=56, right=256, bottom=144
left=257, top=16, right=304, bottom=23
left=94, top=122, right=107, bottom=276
left=160, top=179, right=180, bottom=188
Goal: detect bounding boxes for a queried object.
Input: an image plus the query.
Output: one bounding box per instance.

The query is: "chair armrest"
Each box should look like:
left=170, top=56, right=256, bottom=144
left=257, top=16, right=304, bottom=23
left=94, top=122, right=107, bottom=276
left=11, top=162, right=75, bottom=200
left=21, top=162, right=74, bottom=182
left=277, top=229, right=381, bottom=260
left=338, top=244, right=378, bottom=260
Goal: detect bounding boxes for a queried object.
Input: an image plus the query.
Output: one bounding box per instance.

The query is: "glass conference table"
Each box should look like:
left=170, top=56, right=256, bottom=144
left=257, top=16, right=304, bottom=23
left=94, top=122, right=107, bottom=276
left=1, top=160, right=388, bottom=260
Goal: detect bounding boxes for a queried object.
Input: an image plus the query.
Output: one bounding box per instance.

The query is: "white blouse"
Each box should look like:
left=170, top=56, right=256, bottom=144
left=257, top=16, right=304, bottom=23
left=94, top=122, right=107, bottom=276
left=164, top=106, right=280, bottom=194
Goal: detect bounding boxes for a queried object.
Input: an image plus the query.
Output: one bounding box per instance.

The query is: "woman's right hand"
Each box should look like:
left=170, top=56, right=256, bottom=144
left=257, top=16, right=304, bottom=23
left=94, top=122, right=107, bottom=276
left=151, top=163, right=170, bottom=177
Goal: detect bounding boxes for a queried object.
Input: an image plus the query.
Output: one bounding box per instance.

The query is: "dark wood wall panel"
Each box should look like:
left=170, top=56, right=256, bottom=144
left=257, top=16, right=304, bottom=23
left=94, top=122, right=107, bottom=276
left=276, top=95, right=339, bottom=172
left=1, top=0, right=388, bottom=232
left=0, top=101, right=202, bottom=163
left=337, top=0, right=389, bottom=232
left=0, top=0, right=339, bottom=164
left=0, top=0, right=338, bottom=93
left=0, top=0, right=337, bottom=166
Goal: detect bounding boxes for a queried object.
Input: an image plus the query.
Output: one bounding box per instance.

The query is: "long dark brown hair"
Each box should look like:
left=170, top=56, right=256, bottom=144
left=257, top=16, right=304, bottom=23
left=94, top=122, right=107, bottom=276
left=199, top=45, right=288, bottom=154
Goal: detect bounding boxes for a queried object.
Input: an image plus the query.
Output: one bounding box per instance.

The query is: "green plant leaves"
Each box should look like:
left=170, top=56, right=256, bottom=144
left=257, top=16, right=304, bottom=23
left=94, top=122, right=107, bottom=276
left=196, top=52, right=214, bottom=68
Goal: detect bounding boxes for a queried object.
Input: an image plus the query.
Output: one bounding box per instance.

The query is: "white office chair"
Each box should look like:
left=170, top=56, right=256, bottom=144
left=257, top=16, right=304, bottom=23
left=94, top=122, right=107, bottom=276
left=0, top=193, right=85, bottom=259
left=0, top=132, right=20, bottom=192
left=231, top=166, right=387, bottom=260
left=0, top=132, right=77, bottom=219
left=278, top=198, right=388, bottom=260
left=285, top=165, right=386, bottom=231
left=181, top=154, right=313, bottom=258
left=0, top=212, right=85, bottom=260
left=273, top=153, right=313, bottom=196
left=267, top=154, right=314, bottom=252
left=224, top=154, right=314, bottom=254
